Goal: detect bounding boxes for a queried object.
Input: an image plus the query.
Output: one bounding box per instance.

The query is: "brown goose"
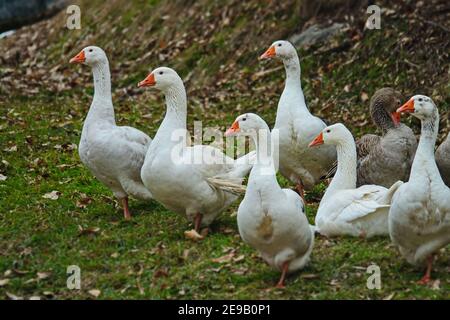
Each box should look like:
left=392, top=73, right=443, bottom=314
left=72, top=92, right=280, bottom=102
left=327, top=88, right=417, bottom=187
left=436, top=133, right=450, bottom=186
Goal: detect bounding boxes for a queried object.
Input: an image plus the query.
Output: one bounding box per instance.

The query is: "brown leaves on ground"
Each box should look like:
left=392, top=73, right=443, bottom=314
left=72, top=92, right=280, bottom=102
left=1, top=0, right=448, bottom=123
left=42, top=190, right=60, bottom=200
left=184, top=229, right=204, bottom=241
left=212, top=252, right=235, bottom=264
left=77, top=225, right=101, bottom=236
left=75, top=193, right=93, bottom=209
left=88, top=289, right=101, bottom=298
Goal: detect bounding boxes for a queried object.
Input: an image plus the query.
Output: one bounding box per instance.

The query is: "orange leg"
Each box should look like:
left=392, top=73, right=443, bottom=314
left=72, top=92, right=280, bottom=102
left=194, top=213, right=203, bottom=233
left=418, top=256, right=433, bottom=285
left=276, top=261, right=290, bottom=288
left=122, top=197, right=131, bottom=220
left=295, top=183, right=305, bottom=203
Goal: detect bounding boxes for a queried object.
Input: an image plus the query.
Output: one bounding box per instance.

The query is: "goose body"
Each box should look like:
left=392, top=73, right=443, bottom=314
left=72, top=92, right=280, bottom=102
left=260, top=40, right=336, bottom=192
left=70, top=46, right=152, bottom=219
left=226, top=113, right=313, bottom=287
left=435, top=133, right=450, bottom=186
left=309, top=123, right=402, bottom=238
left=389, top=95, right=450, bottom=283
left=327, top=88, right=417, bottom=187
left=356, top=88, right=417, bottom=187
left=138, top=67, right=254, bottom=231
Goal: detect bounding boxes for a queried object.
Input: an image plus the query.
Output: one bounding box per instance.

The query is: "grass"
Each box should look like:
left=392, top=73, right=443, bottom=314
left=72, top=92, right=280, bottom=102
left=0, top=92, right=448, bottom=300
left=0, top=0, right=449, bottom=300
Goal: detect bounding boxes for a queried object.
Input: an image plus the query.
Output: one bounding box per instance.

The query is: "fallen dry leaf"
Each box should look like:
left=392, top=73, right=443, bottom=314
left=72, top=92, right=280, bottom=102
left=153, top=268, right=169, bottom=279
left=212, top=252, right=235, bottom=264
left=221, top=227, right=234, bottom=234
left=231, top=267, right=248, bottom=275
left=360, top=92, right=369, bottom=102
left=78, top=225, right=101, bottom=236
left=88, top=289, right=101, bottom=298
left=120, top=285, right=131, bottom=294
left=42, top=190, right=60, bottom=200
left=383, top=293, right=395, bottom=300
left=12, top=269, right=29, bottom=276
left=5, top=292, right=23, bottom=300
left=184, top=229, right=204, bottom=241
left=4, top=145, right=17, bottom=152
left=0, top=279, right=10, bottom=286
left=200, top=228, right=209, bottom=237
left=0, top=174, right=7, bottom=181
left=76, top=194, right=93, bottom=209
left=37, top=272, right=51, bottom=280
left=301, top=273, right=320, bottom=279
left=136, top=278, right=145, bottom=295
left=181, top=249, right=190, bottom=260
left=431, top=279, right=440, bottom=290
left=208, top=266, right=224, bottom=273
left=20, top=247, right=32, bottom=257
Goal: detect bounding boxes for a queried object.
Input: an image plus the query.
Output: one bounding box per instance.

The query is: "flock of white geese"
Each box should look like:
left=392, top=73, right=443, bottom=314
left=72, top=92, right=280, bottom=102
left=69, top=40, right=449, bottom=288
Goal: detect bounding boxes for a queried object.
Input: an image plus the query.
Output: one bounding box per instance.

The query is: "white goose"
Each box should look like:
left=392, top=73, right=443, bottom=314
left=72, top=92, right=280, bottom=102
left=260, top=40, right=336, bottom=197
left=137, top=67, right=254, bottom=236
left=389, top=95, right=450, bottom=284
left=70, top=46, right=152, bottom=220
left=225, top=113, right=314, bottom=288
left=309, top=123, right=402, bottom=238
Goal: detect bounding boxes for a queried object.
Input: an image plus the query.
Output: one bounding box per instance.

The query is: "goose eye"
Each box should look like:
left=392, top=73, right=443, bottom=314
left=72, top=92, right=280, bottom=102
left=397, top=100, right=401, bottom=105
left=159, top=71, right=163, bottom=75
left=326, top=129, right=331, bottom=133
left=418, top=98, right=423, bottom=102
left=278, top=43, right=282, bottom=47
left=89, top=49, right=93, bottom=52
left=242, top=118, right=247, bottom=121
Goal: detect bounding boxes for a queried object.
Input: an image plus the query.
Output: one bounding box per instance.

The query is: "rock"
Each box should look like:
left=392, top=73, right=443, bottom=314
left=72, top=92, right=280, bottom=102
left=0, top=0, right=69, bottom=33
left=289, top=23, right=347, bottom=47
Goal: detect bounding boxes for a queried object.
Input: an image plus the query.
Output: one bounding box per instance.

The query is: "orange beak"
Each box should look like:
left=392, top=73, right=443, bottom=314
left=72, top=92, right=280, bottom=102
left=391, top=111, right=401, bottom=125
left=259, top=45, right=276, bottom=60
left=69, top=50, right=86, bottom=64
left=397, top=99, right=415, bottom=114
left=309, top=132, right=324, bottom=147
left=225, top=121, right=240, bottom=136
left=138, top=73, right=156, bottom=88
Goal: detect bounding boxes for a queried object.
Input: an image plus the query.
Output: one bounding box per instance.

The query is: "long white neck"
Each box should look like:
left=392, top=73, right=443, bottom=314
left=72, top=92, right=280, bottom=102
left=277, top=55, right=310, bottom=118
left=86, top=60, right=115, bottom=125
left=247, top=124, right=280, bottom=193
left=410, top=111, right=440, bottom=179
left=323, top=136, right=357, bottom=201
left=253, top=124, right=274, bottom=169
left=153, top=82, right=187, bottom=147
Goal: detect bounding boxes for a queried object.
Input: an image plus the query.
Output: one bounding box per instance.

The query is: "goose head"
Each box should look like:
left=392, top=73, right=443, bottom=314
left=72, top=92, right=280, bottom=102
left=260, top=40, right=297, bottom=60
left=370, top=88, right=403, bottom=129
left=138, top=67, right=183, bottom=91
left=309, top=123, right=353, bottom=147
left=225, top=113, right=267, bottom=137
left=69, top=46, right=107, bottom=66
left=397, top=95, right=437, bottom=121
